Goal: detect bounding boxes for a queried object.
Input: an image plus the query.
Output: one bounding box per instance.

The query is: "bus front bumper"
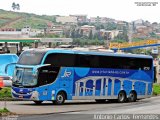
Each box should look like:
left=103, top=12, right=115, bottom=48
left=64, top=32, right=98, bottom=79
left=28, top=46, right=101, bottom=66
left=11, top=87, right=39, bottom=101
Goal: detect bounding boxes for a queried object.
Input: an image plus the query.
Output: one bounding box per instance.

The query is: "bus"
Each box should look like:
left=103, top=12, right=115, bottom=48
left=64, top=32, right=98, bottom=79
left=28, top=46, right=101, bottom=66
left=11, top=49, right=154, bottom=105
left=0, top=54, right=18, bottom=89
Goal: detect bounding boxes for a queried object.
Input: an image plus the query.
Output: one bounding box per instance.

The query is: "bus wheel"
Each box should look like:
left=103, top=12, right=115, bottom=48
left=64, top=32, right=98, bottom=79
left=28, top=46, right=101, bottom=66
left=33, top=101, right=43, bottom=105
left=95, top=99, right=106, bottom=103
left=128, top=91, right=137, bottom=102
left=55, top=92, right=65, bottom=105
left=118, top=91, right=127, bottom=103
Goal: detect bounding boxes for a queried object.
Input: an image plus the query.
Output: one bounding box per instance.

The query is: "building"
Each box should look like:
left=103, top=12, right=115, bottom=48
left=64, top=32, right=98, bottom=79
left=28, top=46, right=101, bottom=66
left=133, top=19, right=144, bottom=25
left=0, top=31, right=28, bottom=38
left=29, top=29, right=44, bottom=37
left=56, top=16, right=78, bottom=24
left=132, top=26, right=153, bottom=38
left=21, top=26, right=31, bottom=35
left=152, top=22, right=160, bottom=32
left=80, top=25, right=96, bottom=37
left=90, top=17, right=115, bottom=23
left=116, top=21, right=127, bottom=31
left=100, top=29, right=119, bottom=40
left=70, top=15, right=87, bottom=23
left=0, top=28, right=16, bottom=31
left=47, top=24, right=64, bottom=36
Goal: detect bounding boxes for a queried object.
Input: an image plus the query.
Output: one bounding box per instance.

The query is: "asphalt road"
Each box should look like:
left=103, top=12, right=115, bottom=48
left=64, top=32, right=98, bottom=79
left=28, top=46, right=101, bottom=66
left=1, top=96, right=160, bottom=120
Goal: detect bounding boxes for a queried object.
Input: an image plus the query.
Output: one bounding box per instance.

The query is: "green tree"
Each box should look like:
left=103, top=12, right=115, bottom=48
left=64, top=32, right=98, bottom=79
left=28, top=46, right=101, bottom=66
left=12, top=2, right=20, bottom=11
left=104, top=22, right=117, bottom=30
left=16, top=4, right=20, bottom=10
left=12, top=2, right=16, bottom=10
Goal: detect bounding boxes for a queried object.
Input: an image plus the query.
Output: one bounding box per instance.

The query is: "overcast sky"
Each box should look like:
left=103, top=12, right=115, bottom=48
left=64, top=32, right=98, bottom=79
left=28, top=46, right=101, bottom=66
left=0, top=0, right=160, bottom=22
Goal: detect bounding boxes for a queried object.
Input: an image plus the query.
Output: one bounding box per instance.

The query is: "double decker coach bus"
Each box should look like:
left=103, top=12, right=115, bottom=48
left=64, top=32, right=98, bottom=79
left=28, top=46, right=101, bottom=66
left=11, top=49, right=154, bottom=105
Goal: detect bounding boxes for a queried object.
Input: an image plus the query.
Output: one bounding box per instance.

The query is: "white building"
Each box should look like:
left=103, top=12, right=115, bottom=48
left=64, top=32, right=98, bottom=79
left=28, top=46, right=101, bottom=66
left=70, top=14, right=87, bottom=23
left=0, top=31, right=29, bottom=38
left=100, top=29, right=119, bottom=40
left=90, top=17, right=115, bottom=23
left=56, top=16, right=78, bottom=24
left=133, top=19, right=144, bottom=25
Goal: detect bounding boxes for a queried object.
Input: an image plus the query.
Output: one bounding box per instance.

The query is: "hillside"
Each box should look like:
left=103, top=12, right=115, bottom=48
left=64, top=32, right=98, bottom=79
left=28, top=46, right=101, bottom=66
left=0, top=9, right=56, bottom=29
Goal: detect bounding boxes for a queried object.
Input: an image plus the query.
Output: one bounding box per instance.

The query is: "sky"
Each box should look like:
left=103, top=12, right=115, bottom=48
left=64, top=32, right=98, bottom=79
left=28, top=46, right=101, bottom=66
left=0, top=0, right=160, bottom=22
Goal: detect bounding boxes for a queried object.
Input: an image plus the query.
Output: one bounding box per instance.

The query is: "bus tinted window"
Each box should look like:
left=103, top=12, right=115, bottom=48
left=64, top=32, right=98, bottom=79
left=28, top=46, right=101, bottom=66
left=44, top=53, right=152, bottom=70
left=44, top=53, right=75, bottom=67
left=18, top=51, right=46, bottom=65
left=98, top=56, right=152, bottom=70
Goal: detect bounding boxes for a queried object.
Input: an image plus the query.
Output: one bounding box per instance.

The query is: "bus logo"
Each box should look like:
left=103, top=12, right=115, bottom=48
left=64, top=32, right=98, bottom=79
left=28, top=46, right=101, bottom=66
left=61, top=69, right=72, bottom=78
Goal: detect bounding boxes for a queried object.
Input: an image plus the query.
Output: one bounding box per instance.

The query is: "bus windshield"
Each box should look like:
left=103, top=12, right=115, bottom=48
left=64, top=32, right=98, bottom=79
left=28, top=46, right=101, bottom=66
left=12, top=68, right=37, bottom=87
left=17, top=50, right=46, bottom=65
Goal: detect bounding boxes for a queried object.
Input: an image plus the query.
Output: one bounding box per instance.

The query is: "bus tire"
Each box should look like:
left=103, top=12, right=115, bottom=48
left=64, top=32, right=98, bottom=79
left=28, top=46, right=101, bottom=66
left=95, top=99, right=106, bottom=103
left=33, top=101, right=43, bottom=105
left=55, top=92, right=65, bottom=105
left=118, top=91, right=127, bottom=103
left=128, top=91, right=137, bottom=102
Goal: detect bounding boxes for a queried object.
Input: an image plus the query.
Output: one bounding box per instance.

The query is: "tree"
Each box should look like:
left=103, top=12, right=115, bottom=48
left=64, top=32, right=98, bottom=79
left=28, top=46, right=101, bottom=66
left=12, top=2, right=20, bottom=11
left=16, top=4, right=20, bottom=10
left=12, top=2, right=16, bottom=10
left=104, top=22, right=117, bottom=30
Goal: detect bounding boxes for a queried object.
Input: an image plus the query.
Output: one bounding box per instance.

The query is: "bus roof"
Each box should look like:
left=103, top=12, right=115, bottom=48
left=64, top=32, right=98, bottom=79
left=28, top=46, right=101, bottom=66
left=26, top=48, right=153, bottom=59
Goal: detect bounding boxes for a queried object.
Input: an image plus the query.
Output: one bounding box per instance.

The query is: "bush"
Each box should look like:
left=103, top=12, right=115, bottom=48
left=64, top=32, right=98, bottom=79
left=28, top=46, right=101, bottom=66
left=0, top=87, right=12, bottom=99
left=153, top=84, right=160, bottom=96
left=0, top=108, right=10, bottom=113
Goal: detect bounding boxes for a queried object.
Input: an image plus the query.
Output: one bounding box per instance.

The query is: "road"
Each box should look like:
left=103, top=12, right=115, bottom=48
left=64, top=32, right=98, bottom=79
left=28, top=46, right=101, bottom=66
left=1, top=96, right=160, bottom=120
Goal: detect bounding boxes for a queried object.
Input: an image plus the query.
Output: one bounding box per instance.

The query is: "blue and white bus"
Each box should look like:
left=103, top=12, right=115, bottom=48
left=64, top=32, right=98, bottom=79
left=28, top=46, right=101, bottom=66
left=0, top=54, right=18, bottom=89
left=11, top=49, right=154, bottom=104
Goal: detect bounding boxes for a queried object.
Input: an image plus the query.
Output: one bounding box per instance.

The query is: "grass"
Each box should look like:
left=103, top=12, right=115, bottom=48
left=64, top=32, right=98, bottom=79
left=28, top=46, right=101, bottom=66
left=0, top=9, right=53, bottom=29
left=153, top=83, right=160, bottom=96
left=0, top=108, right=10, bottom=113
left=0, top=84, right=159, bottom=100
left=0, top=87, right=12, bottom=100
left=0, top=108, right=10, bottom=116
left=11, top=17, right=49, bottom=29
left=0, top=9, right=20, bottom=19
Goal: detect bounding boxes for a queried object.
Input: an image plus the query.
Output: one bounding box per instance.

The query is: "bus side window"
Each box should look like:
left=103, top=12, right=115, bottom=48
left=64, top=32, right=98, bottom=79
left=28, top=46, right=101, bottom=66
left=90, top=55, right=99, bottom=68
left=44, top=53, right=75, bottom=67
left=38, top=66, right=60, bottom=86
